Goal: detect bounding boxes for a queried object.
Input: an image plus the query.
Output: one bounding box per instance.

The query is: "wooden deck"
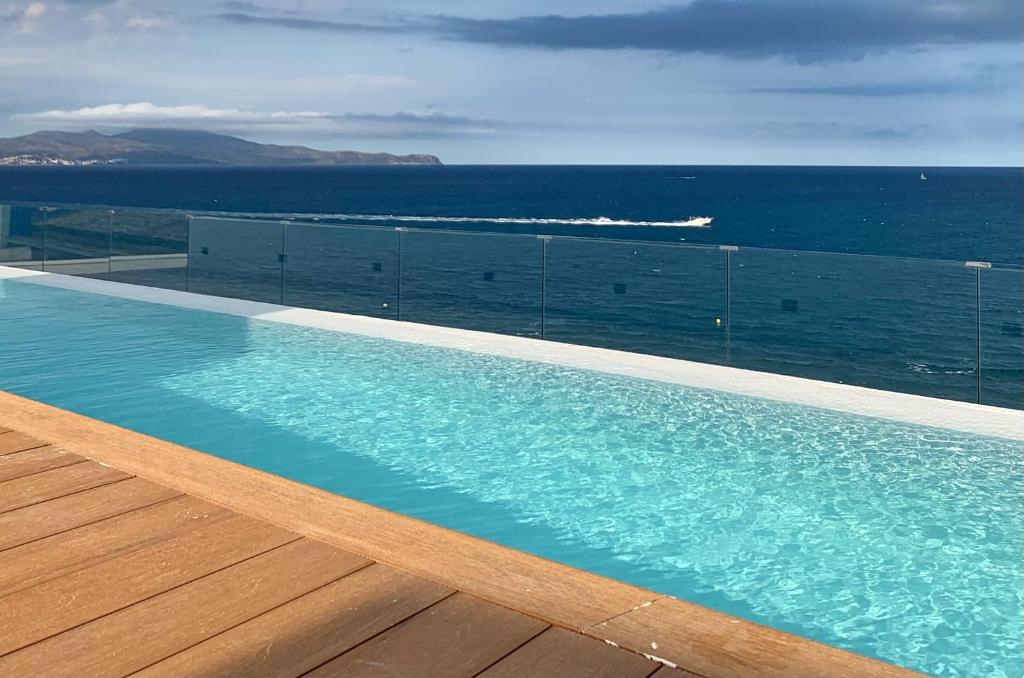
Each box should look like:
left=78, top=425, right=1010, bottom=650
left=0, top=392, right=922, bottom=678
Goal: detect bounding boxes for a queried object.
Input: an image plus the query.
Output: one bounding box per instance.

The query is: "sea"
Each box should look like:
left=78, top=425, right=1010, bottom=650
left=0, top=164, right=1020, bottom=263
left=0, top=164, right=1021, bottom=409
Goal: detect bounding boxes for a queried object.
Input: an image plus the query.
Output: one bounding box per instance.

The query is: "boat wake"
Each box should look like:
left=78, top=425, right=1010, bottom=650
left=307, top=213, right=714, bottom=228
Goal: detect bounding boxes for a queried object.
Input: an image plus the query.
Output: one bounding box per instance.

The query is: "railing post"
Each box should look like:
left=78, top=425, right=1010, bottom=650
left=539, top=235, right=552, bottom=340
left=720, top=245, right=738, bottom=365
left=396, top=227, right=406, bottom=321
left=185, top=215, right=192, bottom=293
left=107, top=210, right=114, bottom=276
left=279, top=222, right=287, bottom=305
left=40, top=207, right=51, bottom=271
left=966, top=261, right=991, bottom=404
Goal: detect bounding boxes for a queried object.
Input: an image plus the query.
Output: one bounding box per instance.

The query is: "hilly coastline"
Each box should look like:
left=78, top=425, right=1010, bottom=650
left=0, top=128, right=442, bottom=166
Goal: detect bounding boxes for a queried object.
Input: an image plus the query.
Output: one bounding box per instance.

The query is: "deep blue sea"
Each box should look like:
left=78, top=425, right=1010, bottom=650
left=0, top=164, right=1020, bottom=263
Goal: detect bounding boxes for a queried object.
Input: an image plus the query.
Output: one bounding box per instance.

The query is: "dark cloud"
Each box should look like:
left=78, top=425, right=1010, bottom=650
left=210, top=1, right=1023, bottom=62
left=219, top=1, right=306, bottom=16
left=339, top=112, right=484, bottom=125
left=325, top=112, right=503, bottom=139
left=755, top=81, right=987, bottom=96
left=755, top=121, right=927, bottom=140
left=221, top=1, right=264, bottom=11
left=754, top=61, right=1021, bottom=95
left=213, top=12, right=401, bottom=34
left=429, top=0, right=1023, bottom=62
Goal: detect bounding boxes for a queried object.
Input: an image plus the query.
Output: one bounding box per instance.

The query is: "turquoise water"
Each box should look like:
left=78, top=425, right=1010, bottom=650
left=1, top=278, right=1021, bottom=678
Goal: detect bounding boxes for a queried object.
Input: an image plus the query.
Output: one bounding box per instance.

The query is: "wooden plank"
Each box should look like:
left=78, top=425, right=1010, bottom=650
left=478, top=627, right=657, bottom=678
left=0, top=431, right=48, bottom=456
left=0, top=495, right=231, bottom=597
left=0, top=477, right=181, bottom=552
left=134, top=564, right=455, bottom=678
left=0, top=394, right=655, bottom=630
left=652, top=666, right=705, bottom=678
left=0, top=445, right=86, bottom=482
left=0, top=539, right=370, bottom=678
left=0, top=512, right=298, bottom=656
left=0, top=462, right=131, bottom=514
left=305, top=592, right=548, bottom=678
left=588, top=598, right=919, bottom=678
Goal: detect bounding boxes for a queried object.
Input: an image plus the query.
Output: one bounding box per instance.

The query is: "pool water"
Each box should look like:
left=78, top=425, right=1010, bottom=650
left=1, top=277, right=1021, bottom=678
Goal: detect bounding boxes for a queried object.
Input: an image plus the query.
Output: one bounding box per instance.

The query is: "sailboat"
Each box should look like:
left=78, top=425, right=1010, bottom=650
left=920, top=172, right=928, bottom=181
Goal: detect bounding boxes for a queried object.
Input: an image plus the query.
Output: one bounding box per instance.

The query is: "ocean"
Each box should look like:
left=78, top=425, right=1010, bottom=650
left=0, top=164, right=1020, bottom=263
left=0, top=164, right=1021, bottom=409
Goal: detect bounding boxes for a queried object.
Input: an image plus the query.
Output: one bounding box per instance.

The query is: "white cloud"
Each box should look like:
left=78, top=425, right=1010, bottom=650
left=125, top=15, right=177, bottom=31
left=22, top=2, right=45, bottom=19
left=0, top=55, right=42, bottom=67
left=16, top=2, right=46, bottom=33
left=15, top=102, right=332, bottom=127
left=12, top=102, right=501, bottom=139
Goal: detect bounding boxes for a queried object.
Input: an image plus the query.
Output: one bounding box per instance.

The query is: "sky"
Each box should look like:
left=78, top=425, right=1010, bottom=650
left=0, top=0, right=1021, bottom=165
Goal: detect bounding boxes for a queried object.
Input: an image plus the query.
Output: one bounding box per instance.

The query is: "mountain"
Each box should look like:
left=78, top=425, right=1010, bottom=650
left=0, top=129, right=442, bottom=166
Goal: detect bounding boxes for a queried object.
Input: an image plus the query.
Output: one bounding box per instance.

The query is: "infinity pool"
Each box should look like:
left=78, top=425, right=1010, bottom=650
left=1, top=275, right=1021, bottom=678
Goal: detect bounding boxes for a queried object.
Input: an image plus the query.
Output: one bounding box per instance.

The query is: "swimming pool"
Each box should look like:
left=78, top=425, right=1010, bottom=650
left=1, top=271, right=1021, bottom=678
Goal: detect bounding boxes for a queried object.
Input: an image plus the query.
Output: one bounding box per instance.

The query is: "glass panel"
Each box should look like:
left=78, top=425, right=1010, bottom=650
left=283, top=223, right=399, bottom=319
left=0, top=205, right=43, bottom=269
left=980, top=267, right=1023, bottom=409
left=108, top=209, right=190, bottom=291
left=400, top=230, right=542, bottom=336
left=187, top=217, right=283, bottom=303
left=41, top=208, right=112, bottom=277
left=731, top=248, right=977, bottom=401
left=544, top=239, right=727, bottom=363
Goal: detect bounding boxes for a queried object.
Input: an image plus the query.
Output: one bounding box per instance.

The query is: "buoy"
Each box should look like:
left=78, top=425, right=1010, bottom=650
left=715, top=317, right=722, bottom=327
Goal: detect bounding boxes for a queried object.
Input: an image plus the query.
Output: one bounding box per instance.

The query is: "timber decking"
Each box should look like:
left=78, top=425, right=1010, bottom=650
left=0, top=396, right=923, bottom=678
left=0, top=427, right=668, bottom=678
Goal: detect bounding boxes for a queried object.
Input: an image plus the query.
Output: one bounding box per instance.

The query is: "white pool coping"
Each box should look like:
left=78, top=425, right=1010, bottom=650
left=3, top=264, right=1022, bottom=442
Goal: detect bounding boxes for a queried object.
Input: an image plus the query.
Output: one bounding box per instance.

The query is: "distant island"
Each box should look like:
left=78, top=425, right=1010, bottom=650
left=0, top=128, right=442, bottom=166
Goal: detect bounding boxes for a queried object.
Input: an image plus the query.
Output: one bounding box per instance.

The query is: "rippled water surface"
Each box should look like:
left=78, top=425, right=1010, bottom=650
left=1, top=278, right=1021, bottom=677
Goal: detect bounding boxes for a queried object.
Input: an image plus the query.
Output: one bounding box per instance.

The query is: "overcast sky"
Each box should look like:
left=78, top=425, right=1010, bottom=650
left=1, top=0, right=1021, bottom=165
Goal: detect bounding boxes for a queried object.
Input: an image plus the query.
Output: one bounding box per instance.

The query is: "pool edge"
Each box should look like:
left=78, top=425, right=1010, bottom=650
left=0, top=390, right=923, bottom=678
left=2, top=264, right=1022, bottom=441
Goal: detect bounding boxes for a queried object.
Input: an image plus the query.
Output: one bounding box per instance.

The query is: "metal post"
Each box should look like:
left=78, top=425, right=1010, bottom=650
left=720, top=245, right=738, bottom=365
left=539, top=235, right=551, bottom=340
left=966, top=261, right=991, bottom=404
left=396, top=227, right=405, bottom=321
left=40, top=207, right=49, bottom=271
left=185, top=216, right=192, bottom=293
left=279, top=223, right=287, bottom=305
left=107, top=210, right=114, bottom=276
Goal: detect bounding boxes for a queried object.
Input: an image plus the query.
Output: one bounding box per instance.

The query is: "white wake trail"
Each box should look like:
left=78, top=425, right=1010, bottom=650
left=301, top=213, right=713, bottom=228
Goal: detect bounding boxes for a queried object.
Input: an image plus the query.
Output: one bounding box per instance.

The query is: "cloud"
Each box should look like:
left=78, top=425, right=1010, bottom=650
left=6, top=2, right=47, bottom=34
left=754, top=81, right=985, bottom=96
left=753, top=61, right=1022, bottom=96
left=206, top=1, right=1023, bottom=62
left=13, top=102, right=501, bottom=139
left=753, top=121, right=928, bottom=140
left=221, top=1, right=263, bottom=10
left=429, top=0, right=1024, bottom=62
left=15, top=102, right=329, bottom=126
left=125, top=15, right=177, bottom=31
left=212, top=12, right=401, bottom=34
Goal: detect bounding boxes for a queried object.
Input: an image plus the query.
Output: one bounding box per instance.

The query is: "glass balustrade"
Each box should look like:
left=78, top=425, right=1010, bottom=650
left=2, top=203, right=1020, bottom=409
left=730, top=248, right=979, bottom=401
left=544, top=238, right=728, bottom=364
